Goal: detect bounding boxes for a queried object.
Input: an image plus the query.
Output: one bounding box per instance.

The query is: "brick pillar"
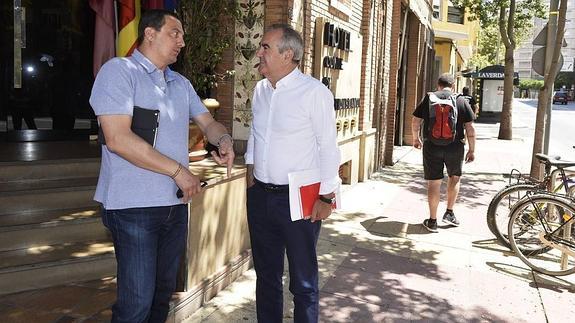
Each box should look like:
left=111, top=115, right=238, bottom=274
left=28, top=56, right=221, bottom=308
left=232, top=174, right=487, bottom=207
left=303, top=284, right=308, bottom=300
left=382, top=0, right=403, bottom=166
left=403, top=14, right=423, bottom=145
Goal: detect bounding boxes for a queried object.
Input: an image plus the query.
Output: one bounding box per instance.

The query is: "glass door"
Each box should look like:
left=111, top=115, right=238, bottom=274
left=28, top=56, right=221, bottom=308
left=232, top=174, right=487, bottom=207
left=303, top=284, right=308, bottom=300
left=1, top=0, right=97, bottom=141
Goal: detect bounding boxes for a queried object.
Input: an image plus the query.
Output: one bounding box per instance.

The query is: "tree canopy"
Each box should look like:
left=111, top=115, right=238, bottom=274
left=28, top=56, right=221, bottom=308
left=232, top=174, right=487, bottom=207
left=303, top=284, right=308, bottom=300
left=451, top=0, right=546, bottom=140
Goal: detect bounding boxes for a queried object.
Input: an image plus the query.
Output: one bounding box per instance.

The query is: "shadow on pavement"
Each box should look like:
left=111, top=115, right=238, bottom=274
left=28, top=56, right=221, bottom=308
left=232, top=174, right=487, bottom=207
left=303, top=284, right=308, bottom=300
left=471, top=238, right=514, bottom=256
left=320, top=259, right=512, bottom=322
left=531, top=272, right=575, bottom=293
left=361, top=216, right=432, bottom=237
left=372, top=164, right=504, bottom=210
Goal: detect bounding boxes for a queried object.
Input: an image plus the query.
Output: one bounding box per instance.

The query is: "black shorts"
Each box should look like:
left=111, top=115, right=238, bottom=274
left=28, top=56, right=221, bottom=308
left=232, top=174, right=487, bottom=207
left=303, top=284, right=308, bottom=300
left=422, top=141, right=465, bottom=180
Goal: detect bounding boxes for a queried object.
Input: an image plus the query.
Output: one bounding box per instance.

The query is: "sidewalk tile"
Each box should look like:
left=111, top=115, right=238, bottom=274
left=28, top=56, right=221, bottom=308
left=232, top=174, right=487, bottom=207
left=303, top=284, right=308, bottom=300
left=319, top=292, right=400, bottom=322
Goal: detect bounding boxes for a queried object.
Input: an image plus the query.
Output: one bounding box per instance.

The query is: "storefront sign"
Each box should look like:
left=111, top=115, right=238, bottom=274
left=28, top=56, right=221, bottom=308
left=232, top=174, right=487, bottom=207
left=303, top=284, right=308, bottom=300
left=323, top=22, right=351, bottom=51
left=477, top=72, right=505, bottom=79
left=314, top=17, right=362, bottom=105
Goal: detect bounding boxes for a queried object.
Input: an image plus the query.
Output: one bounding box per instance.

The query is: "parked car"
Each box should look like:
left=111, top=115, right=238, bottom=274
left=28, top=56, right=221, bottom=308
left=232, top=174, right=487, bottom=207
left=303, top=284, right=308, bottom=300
left=553, top=92, right=569, bottom=105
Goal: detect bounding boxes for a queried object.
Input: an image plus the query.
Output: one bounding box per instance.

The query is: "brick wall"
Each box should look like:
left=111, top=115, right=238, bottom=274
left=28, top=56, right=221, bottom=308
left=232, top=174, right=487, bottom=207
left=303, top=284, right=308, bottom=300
left=382, top=1, right=433, bottom=166
left=403, top=13, right=422, bottom=145
left=383, top=0, right=403, bottom=166
left=214, top=44, right=235, bottom=134
left=247, top=0, right=396, bottom=169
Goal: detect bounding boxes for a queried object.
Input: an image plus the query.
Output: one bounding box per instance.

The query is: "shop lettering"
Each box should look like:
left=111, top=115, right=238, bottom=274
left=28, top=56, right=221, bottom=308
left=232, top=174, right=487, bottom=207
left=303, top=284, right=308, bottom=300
left=323, top=56, right=343, bottom=70
left=478, top=72, right=504, bottom=79
left=323, top=22, right=351, bottom=51
left=334, top=98, right=361, bottom=110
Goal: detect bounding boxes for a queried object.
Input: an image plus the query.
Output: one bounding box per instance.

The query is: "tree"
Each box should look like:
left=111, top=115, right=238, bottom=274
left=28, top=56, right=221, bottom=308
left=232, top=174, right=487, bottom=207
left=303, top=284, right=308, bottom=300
left=555, top=71, right=575, bottom=89
left=452, top=0, right=546, bottom=139
left=530, top=0, right=568, bottom=178
left=469, top=24, right=503, bottom=69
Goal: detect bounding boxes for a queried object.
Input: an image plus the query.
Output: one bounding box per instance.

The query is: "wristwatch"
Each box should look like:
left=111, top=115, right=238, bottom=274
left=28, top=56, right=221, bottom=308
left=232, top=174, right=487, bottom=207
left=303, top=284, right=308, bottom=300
left=318, top=195, right=336, bottom=205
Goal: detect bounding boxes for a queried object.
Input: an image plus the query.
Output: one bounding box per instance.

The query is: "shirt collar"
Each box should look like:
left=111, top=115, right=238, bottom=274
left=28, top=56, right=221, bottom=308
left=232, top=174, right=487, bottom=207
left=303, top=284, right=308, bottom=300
left=265, top=67, right=301, bottom=89
left=131, top=49, right=177, bottom=82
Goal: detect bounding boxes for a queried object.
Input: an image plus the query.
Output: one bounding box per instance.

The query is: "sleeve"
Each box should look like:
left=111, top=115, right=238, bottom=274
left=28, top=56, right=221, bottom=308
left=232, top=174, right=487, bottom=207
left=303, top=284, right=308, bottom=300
left=186, top=79, right=209, bottom=118
left=413, top=94, right=429, bottom=118
left=89, top=59, right=134, bottom=116
left=310, top=85, right=341, bottom=195
left=244, top=123, right=255, bottom=165
left=244, top=90, right=256, bottom=165
left=458, top=97, right=475, bottom=123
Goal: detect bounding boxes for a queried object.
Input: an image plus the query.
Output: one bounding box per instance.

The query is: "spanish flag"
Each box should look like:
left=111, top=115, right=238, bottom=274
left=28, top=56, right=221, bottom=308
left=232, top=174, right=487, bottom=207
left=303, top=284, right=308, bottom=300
left=117, top=0, right=141, bottom=57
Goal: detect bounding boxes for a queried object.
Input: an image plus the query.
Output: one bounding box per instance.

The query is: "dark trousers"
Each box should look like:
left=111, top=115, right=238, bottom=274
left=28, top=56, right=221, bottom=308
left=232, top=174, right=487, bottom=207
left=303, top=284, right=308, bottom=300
left=247, top=184, right=321, bottom=323
left=102, top=204, right=188, bottom=323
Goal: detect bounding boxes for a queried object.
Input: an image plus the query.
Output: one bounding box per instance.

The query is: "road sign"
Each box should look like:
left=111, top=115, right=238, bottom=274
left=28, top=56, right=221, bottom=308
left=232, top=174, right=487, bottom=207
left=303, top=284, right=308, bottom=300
left=532, top=23, right=568, bottom=47
left=531, top=47, right=564, bottom=76
left=560, top=57, right=574, bottom=72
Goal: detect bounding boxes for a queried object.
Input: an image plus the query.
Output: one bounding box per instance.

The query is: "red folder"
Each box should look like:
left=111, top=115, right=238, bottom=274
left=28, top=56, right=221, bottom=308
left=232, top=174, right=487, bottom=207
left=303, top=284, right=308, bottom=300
left=299, top=182, right=336, bottom=217
left=299, top=182, right=321, bottom=217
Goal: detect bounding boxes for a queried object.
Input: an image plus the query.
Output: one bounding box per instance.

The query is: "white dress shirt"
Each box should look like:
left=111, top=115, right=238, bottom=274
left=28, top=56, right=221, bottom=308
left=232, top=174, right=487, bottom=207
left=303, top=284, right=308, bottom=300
left=245, top=68, right=341, bottom=194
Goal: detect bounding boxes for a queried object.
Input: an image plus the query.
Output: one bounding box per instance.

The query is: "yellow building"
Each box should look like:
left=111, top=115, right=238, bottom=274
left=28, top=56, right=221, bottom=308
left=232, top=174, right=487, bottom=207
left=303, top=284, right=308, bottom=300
left=431, top=0, right=479, bottom=91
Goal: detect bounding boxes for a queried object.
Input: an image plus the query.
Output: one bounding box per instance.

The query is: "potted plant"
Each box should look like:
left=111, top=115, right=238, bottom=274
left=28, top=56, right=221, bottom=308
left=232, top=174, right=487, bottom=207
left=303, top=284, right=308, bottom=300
left=176, top=0, right=238, bottom=160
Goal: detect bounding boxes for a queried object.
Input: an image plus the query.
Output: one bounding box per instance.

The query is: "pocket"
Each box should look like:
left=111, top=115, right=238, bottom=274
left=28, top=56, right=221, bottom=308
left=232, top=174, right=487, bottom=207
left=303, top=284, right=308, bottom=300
left=100, top=208, right=109, bottom=228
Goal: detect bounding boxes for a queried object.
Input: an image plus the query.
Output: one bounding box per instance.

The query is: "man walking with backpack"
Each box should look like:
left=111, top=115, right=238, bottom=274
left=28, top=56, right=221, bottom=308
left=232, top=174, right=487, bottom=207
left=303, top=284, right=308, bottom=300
left=411, top=73, right=476, bottom=232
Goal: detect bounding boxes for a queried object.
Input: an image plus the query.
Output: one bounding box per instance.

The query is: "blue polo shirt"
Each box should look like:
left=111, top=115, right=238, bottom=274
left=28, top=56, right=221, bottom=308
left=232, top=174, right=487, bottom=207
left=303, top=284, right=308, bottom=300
left=89, top=50, right=208, bottom=209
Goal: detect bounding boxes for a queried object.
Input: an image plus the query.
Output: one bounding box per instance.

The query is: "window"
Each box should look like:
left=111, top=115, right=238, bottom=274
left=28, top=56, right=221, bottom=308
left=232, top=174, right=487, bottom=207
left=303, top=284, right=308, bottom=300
left=432, top=0, right=441, bottom=20
left=447, top=2, right=464, bottom=24
left=330, top=0, right=353, bottom=16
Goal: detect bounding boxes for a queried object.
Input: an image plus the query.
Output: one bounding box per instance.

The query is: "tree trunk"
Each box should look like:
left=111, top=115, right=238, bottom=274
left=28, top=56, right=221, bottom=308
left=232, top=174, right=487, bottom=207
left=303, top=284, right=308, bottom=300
left=529, top=0, right=568, bottom=179
left=530, top=88, right=548, bottom=179
left=498, top=47, right=515, bottom=139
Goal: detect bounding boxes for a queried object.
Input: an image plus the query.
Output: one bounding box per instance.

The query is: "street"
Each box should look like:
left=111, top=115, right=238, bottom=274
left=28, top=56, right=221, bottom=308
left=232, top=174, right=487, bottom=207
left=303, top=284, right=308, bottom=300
left=513, top=98, right=575, bottom=161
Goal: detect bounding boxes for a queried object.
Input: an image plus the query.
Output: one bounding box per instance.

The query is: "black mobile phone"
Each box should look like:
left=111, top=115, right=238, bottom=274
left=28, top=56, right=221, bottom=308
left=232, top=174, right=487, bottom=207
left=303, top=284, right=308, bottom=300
left=176, top=181, right=208, bottom=198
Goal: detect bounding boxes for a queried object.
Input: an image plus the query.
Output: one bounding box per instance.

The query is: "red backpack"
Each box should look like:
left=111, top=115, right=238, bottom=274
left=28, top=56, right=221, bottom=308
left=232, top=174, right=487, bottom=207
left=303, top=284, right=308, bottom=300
left=426, top=91, right=458, bottom=145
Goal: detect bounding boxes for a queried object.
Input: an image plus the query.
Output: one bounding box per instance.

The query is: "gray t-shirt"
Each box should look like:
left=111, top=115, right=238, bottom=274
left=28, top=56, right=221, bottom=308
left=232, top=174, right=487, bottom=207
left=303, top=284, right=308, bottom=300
left=89, top=50, right=208, bottom=209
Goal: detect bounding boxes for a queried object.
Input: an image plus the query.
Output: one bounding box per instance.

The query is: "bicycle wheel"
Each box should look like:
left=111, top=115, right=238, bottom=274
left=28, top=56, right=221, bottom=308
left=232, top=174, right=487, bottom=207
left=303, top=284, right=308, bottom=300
left=508, top=195, right=575, bottom=276
left=486, top=183, right=549, bottom=254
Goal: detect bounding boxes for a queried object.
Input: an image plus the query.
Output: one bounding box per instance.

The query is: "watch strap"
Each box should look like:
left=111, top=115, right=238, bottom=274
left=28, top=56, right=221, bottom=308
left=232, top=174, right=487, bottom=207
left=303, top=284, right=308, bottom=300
left=318, top=195, right=335, bottom=204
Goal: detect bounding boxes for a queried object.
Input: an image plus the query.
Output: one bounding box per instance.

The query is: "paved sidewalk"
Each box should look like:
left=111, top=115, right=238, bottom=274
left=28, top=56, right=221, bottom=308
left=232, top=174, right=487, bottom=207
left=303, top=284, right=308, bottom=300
left=184, top=120, right=574, bottom=322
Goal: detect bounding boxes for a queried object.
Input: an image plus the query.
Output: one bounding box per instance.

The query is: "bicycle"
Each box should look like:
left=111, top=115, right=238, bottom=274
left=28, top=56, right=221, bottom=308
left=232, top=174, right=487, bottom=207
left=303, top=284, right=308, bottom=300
left=507, top=191, right=575, bottom=276
left=486, top=154, right=575, bottom=253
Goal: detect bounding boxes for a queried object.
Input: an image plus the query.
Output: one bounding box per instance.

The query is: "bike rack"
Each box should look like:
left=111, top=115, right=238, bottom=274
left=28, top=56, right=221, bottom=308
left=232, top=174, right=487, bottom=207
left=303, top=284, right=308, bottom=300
left=550, top=168, right=575, bottom=196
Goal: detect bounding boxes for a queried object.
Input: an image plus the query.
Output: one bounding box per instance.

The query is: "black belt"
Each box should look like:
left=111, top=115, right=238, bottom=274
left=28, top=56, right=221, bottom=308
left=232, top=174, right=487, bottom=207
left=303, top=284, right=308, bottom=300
left=254, top=178, right=289, bottom=193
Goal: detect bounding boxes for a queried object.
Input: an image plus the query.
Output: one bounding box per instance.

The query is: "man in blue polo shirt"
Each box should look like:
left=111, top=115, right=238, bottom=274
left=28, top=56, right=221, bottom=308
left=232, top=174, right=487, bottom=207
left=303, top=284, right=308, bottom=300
left=89, top=9, right=234, bottom=323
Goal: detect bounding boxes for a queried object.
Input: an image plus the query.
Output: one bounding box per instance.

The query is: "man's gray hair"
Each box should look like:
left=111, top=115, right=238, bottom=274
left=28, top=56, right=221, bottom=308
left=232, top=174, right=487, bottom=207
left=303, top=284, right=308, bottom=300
left=437, top=73, right=455, bottom=87
left=268, top=24, right=304, bottom=64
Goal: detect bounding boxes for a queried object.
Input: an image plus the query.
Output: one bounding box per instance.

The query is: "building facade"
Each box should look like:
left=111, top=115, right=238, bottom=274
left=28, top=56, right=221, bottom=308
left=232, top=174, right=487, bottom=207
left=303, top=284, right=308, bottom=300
left=0, top=1, right=437, bottom=316
left=430, top=0, right=479, bottom=91
left=514, top=0, right=575, bottom=80
left=385, top=0, right=435, bottom=160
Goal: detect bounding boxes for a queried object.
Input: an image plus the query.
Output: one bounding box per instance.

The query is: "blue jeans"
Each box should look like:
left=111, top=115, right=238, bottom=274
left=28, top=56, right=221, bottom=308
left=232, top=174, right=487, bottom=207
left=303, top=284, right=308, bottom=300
left=247, top=184, right=321, bottom=323
left=102, top=204, right=188, bottom=323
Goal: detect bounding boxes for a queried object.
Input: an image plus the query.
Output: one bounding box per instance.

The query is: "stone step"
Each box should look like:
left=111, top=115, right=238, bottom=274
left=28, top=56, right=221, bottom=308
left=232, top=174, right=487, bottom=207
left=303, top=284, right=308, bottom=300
left=0, top=159, right=100, bottom=183
left=0, top=215, right=109, bottom=252
left=0, top=240, right=114, bottom=270
left=0, top=177, right=98, bottom=193
left=0, top=243, right=116, bottom=295
left=0, top=185, right=98, bottom=216
left=0, top=206, right=100, bottom=227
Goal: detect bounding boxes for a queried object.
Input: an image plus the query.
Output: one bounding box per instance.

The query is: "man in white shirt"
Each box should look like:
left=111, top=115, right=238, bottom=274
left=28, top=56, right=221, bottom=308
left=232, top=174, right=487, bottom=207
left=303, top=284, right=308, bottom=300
left=244, top=24, right=340, bottom=322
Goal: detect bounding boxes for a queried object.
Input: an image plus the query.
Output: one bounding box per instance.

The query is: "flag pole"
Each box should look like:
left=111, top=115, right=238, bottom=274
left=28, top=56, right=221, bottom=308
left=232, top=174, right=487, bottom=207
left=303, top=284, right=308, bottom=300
left=114, top=0, right=119, bottom=53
